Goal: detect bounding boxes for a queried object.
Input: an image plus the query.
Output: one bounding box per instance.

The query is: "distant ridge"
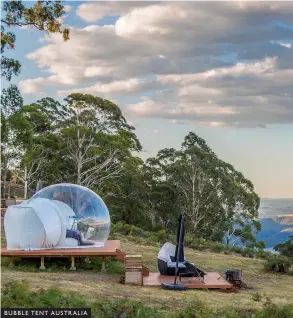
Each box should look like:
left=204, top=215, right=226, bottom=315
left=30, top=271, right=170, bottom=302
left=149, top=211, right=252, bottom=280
left=273, top=214, right=293, bottom=225
left=258, top=198, right=293, bottom=219
left=281, top=228, right=293, bottom=233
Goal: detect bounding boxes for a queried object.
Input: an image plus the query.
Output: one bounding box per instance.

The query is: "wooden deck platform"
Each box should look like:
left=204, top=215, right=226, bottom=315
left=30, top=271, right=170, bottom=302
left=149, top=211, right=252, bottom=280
left=1, top=240, right=122, bottom=257
left=143, top=272, right=232, bottom=289
left=1, top=240, right=125, bottom=270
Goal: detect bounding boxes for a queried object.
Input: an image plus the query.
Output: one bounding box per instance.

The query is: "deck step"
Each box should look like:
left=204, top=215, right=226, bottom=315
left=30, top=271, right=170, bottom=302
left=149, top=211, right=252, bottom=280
left=116, top=249, right=126, bottom=261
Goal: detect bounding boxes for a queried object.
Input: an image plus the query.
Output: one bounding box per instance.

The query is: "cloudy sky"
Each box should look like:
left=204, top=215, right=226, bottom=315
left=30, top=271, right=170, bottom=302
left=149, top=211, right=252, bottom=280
left=4, top=1, right=293, bottom=198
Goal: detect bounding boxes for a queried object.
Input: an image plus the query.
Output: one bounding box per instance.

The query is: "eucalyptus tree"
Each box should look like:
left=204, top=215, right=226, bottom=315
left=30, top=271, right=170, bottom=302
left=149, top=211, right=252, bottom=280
left=147, top=132, right=260, bottom=241
left=10, top=94, right=142, bottom=196
left=144, top=152, right=179, bottom=230
left=275, top=236, right=293, bottom=258
left=2, top=96, right=67, bottom=198
left=102, top=156, right=152, bottom=228
left=1, top=85, right=33, bottom=198
left=21, top=97, right=70, bottom=184
left=13, top=145, right=47, bottom=198
left=1, top=0, right=69, bottom=81
left=59, top=94, right=142, bottom=190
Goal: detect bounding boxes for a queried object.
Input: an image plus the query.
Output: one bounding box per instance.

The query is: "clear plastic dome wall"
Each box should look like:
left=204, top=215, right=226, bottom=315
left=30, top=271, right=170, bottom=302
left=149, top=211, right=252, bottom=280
left=4, top=184, right=111, bottom=250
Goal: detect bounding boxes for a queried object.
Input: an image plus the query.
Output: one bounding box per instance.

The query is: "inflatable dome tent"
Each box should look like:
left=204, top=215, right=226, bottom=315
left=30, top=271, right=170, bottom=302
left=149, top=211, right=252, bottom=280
left=4, top=184, right=111, bottom=250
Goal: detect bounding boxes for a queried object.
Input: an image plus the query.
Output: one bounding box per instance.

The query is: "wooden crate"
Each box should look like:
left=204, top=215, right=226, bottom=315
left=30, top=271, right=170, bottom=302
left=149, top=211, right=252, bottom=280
left=125, top=255, right=142, bottom=267
left=125, top=269, right=143, bottom=286
left=125, top=255, right=142, bottom=261
left=125, top=255, right=143, bottom=285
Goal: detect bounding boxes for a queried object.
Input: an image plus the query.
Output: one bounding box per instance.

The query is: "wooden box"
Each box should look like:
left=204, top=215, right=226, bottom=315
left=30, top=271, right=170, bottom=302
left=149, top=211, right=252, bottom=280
left=125, top=255, right=142, bottom=267
left=125, top=269, right=143, bottom=285
left=125, top=255, right=143, bottom=285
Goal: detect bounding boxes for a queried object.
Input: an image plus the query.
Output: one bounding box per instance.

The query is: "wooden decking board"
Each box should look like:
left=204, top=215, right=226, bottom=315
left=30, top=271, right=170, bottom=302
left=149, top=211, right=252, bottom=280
left=116, top=248, right=126, bottom=261
left=142, top=265, right=150, bottom=277
left=1, top=240, right=121, bottom=257
left=143, top=272, right=232, bottom=289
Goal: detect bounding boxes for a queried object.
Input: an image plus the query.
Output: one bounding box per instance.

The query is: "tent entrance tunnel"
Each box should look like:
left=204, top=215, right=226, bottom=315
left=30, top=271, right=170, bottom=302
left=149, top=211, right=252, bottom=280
left=158, top=212, right=207, bottom=290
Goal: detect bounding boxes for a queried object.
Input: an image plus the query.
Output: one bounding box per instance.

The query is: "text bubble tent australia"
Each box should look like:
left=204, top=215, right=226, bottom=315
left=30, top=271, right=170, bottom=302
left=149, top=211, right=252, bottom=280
left=4, top=184, right=111, bottom=250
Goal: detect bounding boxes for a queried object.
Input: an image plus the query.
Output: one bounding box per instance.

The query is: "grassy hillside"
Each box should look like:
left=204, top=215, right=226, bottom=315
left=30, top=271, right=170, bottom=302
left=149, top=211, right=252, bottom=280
left=2, top=234, right=293, bottom=313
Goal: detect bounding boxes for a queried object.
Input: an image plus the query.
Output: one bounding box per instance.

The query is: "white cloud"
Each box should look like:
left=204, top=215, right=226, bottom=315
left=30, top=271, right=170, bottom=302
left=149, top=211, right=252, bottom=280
left=57, top=77, right=157, bottom=97
left=278, top=42, right=292, bottom=49
left=20, top=2, right=293, bottom=127
left=157, top=57, right=278, bottom=86
left=127, top=97, right=237, bottom=120
left=126, top=56, right=293, bottom=127
left=115, top=4, right=175, bottom=38
left=84, top=66, right=116, bottom=78
left=19, top=78, right=42, bottom=94
left=76, top=1, right=156, bottom=23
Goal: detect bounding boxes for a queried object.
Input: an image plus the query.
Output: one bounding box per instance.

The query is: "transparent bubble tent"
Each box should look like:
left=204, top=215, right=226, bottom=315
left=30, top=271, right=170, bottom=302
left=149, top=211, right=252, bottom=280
left=4, top=184, right=111, bottom=250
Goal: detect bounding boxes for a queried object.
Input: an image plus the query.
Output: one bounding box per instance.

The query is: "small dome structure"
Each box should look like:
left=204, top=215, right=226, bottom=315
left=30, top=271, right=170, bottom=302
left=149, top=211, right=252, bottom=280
left=4, top=184, right=111, bottom=250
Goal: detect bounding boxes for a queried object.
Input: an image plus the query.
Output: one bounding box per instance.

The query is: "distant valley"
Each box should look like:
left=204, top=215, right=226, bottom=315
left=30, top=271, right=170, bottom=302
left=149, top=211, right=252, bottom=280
left=256, top=199, right=293, bottom=248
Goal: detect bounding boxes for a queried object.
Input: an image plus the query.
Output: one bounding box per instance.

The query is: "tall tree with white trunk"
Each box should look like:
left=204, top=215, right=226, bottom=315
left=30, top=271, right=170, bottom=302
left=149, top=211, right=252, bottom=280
left=13, top=147, right=47, bottom=199
left=1, top=85, right=33, bottom=198
left=59, top=94, right=141, bottom=189
left=147, top=132, right=260, bottom=241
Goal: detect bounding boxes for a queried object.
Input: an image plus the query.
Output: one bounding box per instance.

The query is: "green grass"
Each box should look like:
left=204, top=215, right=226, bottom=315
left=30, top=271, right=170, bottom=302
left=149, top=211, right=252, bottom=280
left=2, top=235, right=293, bottom=313
left=1, top=256, right=124, bottom=274
left=2, top=280, right=293, bottom=318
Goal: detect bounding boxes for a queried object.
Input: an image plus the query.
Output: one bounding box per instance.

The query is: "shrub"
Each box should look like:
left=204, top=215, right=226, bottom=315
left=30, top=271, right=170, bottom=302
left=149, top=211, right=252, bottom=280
left=229, top=245, right=243, bottom=254
left=256, top=250, right=272, bottom=260
left=155, top=230, right=168, bottom=243
left=112, top=221, right=131, bottom=235
left=264, top=255, right=293, bottom=274
left=146, top=236, right=158, bottom=244
left=255, top=240, right=266, bottom=250
left=241, top=247, right=255, bottom=258
left=188, top=237, right=211, bottom=251
left=130, top=225, right=146, bottom=238
left=184, top=233, right=195, bottom=247
left=209, top=242, right=225, bottom=253
left=274, top=237, right=293, bottom=258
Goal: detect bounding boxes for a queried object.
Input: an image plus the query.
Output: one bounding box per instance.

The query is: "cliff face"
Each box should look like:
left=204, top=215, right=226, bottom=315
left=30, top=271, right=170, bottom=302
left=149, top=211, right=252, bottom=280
left=273, top=214, right=293, bottom=225
left=281, top=228, right=293, bottom=233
